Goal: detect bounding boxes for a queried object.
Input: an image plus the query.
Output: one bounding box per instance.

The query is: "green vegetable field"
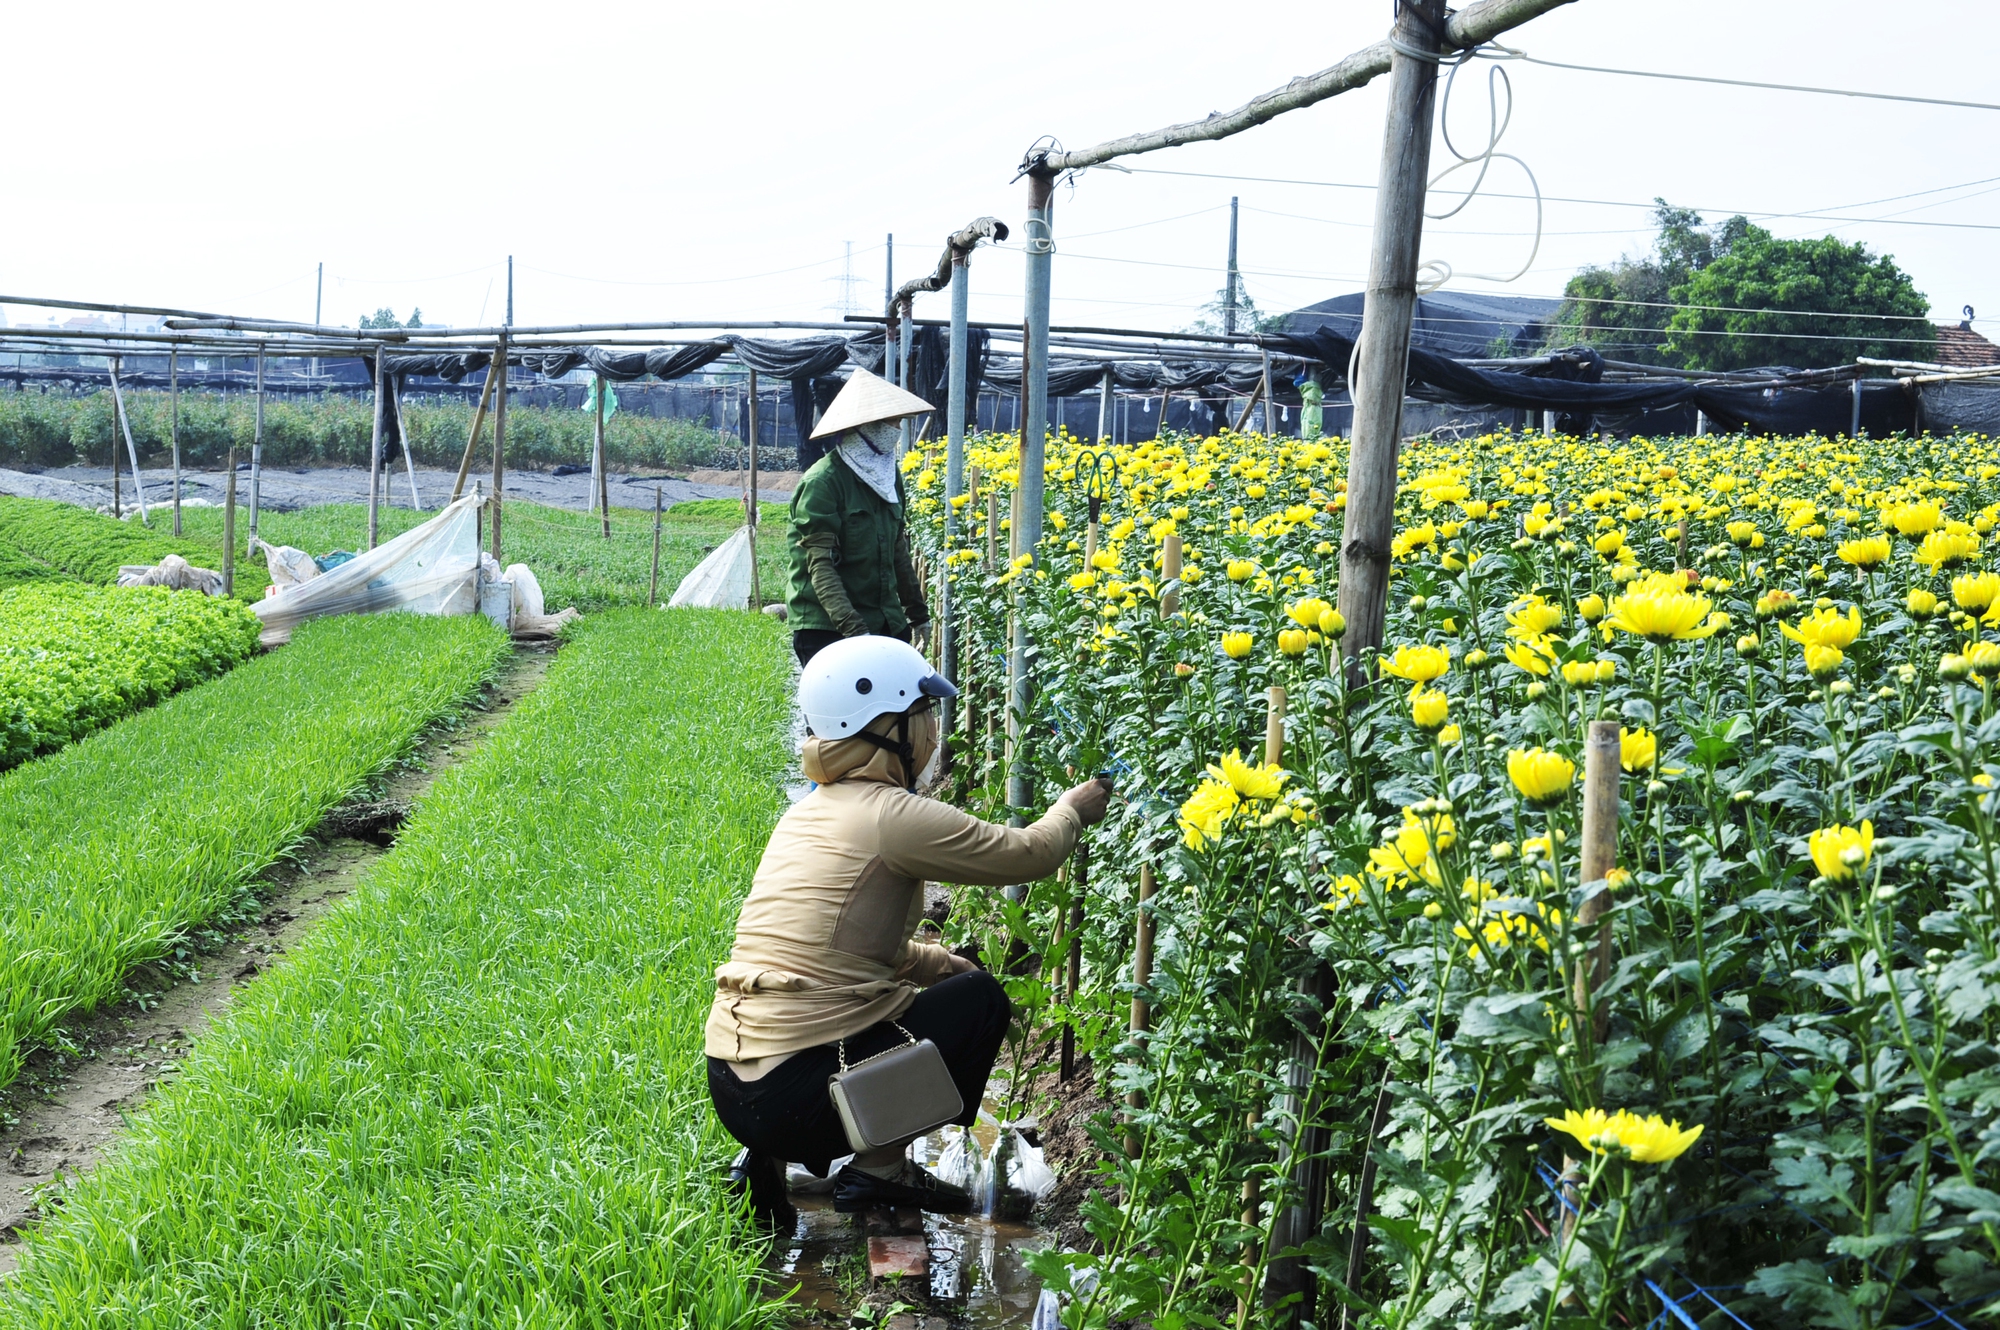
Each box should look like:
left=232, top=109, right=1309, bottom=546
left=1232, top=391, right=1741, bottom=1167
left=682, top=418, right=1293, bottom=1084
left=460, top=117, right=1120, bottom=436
left=0, top=498, right=269, bottom=598
left=0, top=610, right=792, bottom=1327
left=0, top=613, right=507, bottom=1091
left=0, top=584, right=259, bottom=769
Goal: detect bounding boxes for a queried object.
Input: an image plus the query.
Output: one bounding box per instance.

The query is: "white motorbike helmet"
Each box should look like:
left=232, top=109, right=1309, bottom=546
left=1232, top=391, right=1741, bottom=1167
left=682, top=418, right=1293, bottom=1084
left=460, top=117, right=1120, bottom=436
left=800, top=635, right=958, bottom=790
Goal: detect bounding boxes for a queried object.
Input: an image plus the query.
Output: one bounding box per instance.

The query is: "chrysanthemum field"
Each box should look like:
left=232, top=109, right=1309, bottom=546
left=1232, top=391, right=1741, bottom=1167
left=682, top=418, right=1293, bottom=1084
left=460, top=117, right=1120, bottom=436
left=912, top=428, right=2000, bottom=1329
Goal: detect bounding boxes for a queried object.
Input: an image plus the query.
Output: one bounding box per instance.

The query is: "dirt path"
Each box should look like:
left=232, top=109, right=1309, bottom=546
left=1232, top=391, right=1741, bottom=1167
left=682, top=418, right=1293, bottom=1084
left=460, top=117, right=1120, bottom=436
left=0, top=644, right=555, bottom=1275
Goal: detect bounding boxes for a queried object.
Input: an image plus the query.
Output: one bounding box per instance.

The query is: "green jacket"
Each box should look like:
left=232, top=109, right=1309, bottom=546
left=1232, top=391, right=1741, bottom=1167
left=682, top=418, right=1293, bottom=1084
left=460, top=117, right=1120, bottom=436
left=785, top=450, right=928, bottom=637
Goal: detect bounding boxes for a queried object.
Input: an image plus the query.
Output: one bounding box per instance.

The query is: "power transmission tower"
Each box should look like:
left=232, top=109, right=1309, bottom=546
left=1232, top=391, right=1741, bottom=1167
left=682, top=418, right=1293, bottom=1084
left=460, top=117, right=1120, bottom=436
left=826, top=241, right=865, bottom=317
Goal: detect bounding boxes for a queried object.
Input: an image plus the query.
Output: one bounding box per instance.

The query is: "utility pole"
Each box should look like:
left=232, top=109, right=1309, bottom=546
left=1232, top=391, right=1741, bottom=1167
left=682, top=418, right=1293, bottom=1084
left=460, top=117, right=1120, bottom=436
left=1334, top=0, right=1446, bottom=667
left=1224, top=196, right=1240, bottom=336
left=312, top=261, right=323, bottom=381
left=506, top=255, right=514, bottom=328
left=884, top=234, right=893, bottom=326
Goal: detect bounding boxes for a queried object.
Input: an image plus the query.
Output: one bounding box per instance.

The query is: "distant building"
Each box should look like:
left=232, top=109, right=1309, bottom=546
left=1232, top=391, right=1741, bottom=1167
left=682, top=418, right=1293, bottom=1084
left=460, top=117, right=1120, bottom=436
left=1936, top=320, right=2000, bottom=369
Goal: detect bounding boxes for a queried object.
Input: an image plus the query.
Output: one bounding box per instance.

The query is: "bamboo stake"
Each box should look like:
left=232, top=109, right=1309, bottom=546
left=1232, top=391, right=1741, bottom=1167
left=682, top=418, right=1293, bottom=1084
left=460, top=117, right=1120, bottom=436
left=748, top=369, right=762, bottom=610
left=1061, top=841, right=1087, bottom=1082
left=1229, top=374, right=1267, bottom=433
left=169, top=350, right=181, bottom=536
left=1558, top=721, right=1622, bottom=1265
left=1127, top=861, right=1156, bottom=1159
left=107, top=357, right=149, bottom=524
left=449, top=344, right=502, bottom=502
left=649, top=485, right=663, bottom=607
left=367, top=352, right=384, bottom=551
left=1235, top=684, right=1288, bottom=1325
left=249, top=345, right=265, bottom=550
left=492, top=335, right=509, bottom=564
left=985, top=491, right=999, bottom=571
left=109, top=372, right=121, bottom=520
left=595, top=375, right=610, bottom=537
left=222, top=449, right=236, bottom=597
left=1161, top=533, right=1183, bottom=616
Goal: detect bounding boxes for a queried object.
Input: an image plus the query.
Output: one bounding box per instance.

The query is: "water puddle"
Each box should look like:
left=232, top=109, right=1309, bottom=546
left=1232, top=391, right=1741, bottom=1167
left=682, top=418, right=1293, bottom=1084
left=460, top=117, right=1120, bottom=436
left=764, top=1115, right=1052, bottom=1326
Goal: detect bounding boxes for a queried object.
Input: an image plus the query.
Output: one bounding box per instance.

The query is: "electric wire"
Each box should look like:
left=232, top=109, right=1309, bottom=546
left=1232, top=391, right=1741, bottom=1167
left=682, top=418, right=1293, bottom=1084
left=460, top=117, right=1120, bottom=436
left=1495, top=47, right=2000, bottom=115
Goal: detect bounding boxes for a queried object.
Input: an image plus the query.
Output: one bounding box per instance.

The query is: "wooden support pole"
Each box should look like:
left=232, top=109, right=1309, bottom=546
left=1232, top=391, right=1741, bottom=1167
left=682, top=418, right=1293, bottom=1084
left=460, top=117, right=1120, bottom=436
left=1161, top=533, right=1183, bottom=616
left=169, top=350, right=182, bottom=536
left=449, top=345, right=502, bottom=503
left=1229, top=374, right=1267, bottom=434
left=649, top=485, right=663, bottom=608
left=748, top=369, right=762, bottom=610
left=492, top=335, right=509, bottom=564
left=367, top=351, right=384, bottom=551
left=109, top=371, right=121, bottom=520
left=1335, top=0, right=1444, bottom=666
left=222, top=449, right=236, bottom=597
left=985, top=491, right=999, bottom=571
left=1061, top=841, right=1087, bottom=1082
left=1238, top=683, right=1288, bottom=1325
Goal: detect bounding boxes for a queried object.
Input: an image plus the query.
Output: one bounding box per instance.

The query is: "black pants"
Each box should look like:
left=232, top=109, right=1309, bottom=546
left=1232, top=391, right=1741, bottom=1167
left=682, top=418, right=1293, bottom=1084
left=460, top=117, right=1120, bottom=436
left=793, top=626, right=906, bottom=666
left=708, top=970, right=1011, bottom=1177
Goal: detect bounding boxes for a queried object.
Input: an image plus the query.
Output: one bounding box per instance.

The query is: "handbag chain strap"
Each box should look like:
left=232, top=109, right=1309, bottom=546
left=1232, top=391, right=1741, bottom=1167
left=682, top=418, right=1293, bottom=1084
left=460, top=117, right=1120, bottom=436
left=836, top=1021, right=919, bottom=1074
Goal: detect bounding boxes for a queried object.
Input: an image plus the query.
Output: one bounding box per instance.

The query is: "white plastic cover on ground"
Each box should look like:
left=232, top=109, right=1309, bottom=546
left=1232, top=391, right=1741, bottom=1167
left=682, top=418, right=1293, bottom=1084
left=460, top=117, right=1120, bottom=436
left=252, top=493, right=481, bottom=646
left=668, top=524, right=754, bottom=609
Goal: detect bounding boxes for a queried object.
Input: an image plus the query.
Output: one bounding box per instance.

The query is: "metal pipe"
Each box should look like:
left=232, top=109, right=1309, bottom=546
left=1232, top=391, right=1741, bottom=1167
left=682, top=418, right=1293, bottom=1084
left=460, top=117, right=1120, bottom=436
left=1851, top=376, right=1864, bottom=438
left=1008, top=170, right=1055, bottom=824
left=898, top=297, right=916, bottom=453
left=1096, top=366, right=1113, bottom=444
left=943, top=249, right=969, bottom=726
left=491, top=334, right=508, bottom=564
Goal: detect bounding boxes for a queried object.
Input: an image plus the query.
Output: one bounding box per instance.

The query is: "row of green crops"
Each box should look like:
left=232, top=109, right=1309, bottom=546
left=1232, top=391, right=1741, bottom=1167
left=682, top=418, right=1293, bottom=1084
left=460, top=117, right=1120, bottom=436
left=0, top=612, right=506, bottom=1091
left=0, top=497, right=269, bottom=597
left=0, top=610, right=792, bottom=1327
left=0, top=387, right=737, bottom=471
left=918, top=428, right=2000, bottom=1329
left=0, top=583, right=259, bottom=769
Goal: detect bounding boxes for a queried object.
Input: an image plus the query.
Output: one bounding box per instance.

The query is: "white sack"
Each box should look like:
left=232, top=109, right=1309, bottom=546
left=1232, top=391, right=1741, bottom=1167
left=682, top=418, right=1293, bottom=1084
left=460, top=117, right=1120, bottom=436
left=256, top=540, right=321, bottom=589
left=502, top=563, right=544, bottom=619
left=252, top=493, right=482, bottom=646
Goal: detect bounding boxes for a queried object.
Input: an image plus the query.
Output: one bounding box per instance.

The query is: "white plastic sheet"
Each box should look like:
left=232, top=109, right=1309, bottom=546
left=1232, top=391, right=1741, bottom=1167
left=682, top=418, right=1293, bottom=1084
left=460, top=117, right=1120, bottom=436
left=251, top=493, right=482, bottom=646
left=668, top=525, right=754, bottom=609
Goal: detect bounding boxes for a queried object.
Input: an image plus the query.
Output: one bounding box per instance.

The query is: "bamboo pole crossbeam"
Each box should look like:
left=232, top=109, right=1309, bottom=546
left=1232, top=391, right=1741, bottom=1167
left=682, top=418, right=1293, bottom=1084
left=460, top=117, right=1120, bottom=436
left=1033, top=0, right=1578, bottom=173
left=449, top=345, right=504, bottom=503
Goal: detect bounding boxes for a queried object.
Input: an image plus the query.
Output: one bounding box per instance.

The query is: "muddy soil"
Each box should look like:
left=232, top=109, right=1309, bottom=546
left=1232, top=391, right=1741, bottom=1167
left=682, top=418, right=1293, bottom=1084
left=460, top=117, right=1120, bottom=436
left=0, top=644, right=554, bottom=1274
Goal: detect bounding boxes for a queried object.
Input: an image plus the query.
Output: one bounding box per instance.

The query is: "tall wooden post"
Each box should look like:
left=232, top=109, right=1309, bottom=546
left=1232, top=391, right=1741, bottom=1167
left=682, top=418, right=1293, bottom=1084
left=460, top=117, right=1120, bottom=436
left=109, top=367, right=121, bottom=520
left=1335, top=0, right=1444, bottom=664
left=747, top=368, right=762, bottom=610
left=1127, top=862, right=1156, bottom=1159
left=169, top=349, right=182, bottom=536
left=491, top=336, right=509, bottom=564
left=450, top=344, right=502, bottom=503
left=367, top=350, right=384, bottom=551
left=649, top=485, right=663, bottom=608
left=1238, top=683, right=1287, bottom=1325
left=1574, top=720, right=1620, bottom=1037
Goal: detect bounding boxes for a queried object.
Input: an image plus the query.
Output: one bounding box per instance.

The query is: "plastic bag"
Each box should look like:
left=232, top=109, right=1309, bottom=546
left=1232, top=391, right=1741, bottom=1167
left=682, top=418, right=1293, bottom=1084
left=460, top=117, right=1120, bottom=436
left=252, top=493, right=481, bottom=647
left=116, top=553, right=222, bottom=596
left=668, top=525, right=754, bottom=609
left=255, top=540, right=321, bottom=589
left=503, top=563, right=544, bottom=619
left=933, top=1124, right=981, bottom=1192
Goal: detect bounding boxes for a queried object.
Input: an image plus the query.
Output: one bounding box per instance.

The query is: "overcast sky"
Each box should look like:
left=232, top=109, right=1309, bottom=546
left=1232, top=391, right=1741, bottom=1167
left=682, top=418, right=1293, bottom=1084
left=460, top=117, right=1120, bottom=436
left=5, top=1, right=1995, bottom=353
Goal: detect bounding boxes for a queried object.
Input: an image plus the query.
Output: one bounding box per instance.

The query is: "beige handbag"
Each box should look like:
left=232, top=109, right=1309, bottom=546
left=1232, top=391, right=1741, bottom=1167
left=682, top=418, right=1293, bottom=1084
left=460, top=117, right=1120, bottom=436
left=827, top=1022, right=965, bottom=1152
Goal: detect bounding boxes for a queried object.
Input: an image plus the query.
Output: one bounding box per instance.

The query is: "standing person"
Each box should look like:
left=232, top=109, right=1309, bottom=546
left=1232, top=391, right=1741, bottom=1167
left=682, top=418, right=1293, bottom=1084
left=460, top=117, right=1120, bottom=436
left=786, top=370, right=933, bottom=666
left=705, top=636, right=1112, bottom=1223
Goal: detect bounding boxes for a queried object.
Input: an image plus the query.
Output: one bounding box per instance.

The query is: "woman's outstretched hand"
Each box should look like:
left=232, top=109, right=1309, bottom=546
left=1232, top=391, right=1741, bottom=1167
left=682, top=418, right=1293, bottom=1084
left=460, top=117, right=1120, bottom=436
left=1058, top=776, right=1114, bottom=827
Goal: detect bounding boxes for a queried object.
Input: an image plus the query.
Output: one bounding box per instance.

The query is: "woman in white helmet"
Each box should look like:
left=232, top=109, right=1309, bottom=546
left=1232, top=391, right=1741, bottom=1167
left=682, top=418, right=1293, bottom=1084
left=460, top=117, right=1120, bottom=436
left=784, top=369, right=934, bottom=666
left=705, top=635, right=1111, bottom=1222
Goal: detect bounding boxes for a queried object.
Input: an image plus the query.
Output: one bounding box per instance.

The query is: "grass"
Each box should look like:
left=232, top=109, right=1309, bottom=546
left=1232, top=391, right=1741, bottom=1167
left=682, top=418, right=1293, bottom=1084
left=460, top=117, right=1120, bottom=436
left=0, top=583, right=260, bottom=769
left=0, top=497, right=270, bottom=598
left=0, top=612, right=507, bottom=1091
left=0, top=609, right=794, bottom=1328
left=174, top=500, right=789, bottom=615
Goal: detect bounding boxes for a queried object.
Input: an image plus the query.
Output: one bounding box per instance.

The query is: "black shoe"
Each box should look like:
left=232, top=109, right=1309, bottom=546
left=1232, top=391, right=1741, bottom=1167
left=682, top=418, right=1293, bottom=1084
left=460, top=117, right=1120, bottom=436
left=832, top=1160, right=974, bottom=1214
left=727, top=1150, right=797, bottom=1232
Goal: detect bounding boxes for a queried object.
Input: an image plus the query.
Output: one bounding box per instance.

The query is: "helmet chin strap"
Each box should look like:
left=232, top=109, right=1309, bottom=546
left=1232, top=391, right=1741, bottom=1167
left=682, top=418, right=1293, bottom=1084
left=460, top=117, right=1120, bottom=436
left=853, top=713, right=918, bottom=792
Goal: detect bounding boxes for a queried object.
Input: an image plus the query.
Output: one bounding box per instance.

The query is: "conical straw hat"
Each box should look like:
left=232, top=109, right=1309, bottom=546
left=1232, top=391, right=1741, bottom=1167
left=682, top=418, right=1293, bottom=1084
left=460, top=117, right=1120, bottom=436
left=809, top=368, right=934, bottom=440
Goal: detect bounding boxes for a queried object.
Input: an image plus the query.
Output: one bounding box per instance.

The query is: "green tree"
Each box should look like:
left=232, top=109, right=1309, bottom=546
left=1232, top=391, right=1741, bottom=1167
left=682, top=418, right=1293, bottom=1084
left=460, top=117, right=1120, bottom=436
left=406, top=308, right=425, bottom=329
left=359, top=307, right=401, bottom=330
left=1541, top=200, right=1750, bottom=366
left=1662, top=228, right=1933, bottom=370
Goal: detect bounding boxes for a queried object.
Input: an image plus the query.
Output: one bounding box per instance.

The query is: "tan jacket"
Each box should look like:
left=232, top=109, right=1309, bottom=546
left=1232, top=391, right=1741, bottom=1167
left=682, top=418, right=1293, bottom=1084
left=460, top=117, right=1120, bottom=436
left=704, top=717, right=1081, bottom=1061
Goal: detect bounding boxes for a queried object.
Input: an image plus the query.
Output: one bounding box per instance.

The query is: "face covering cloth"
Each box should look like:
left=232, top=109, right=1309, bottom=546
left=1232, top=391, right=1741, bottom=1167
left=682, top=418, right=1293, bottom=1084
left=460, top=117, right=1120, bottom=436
left=838, top=422, right=903, bottom=506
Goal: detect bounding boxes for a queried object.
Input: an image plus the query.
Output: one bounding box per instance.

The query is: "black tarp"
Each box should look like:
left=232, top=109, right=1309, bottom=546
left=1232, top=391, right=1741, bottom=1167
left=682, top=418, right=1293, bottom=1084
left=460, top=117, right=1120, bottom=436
left=1281, top=291, right=1563, bottom=358
left=1268, top=328, right=1918, bottom=437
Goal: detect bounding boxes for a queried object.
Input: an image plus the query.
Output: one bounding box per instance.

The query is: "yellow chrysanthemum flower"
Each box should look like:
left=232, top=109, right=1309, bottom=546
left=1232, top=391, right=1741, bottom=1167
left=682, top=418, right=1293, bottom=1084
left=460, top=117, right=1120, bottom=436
left=1620, top=726, right=1658, bottom=773
left=1607, top=571, right=1719, bottom=643
left=1220, top=631, right=1254, bottom=659
left=1836, top=535, right=1891, bottom=567
left=1808, top=820, right=1873, bottom=882
left=1508, top=748, right=1576, bottom=805
left=1410, top=686, right=1450, bottom=731
left=1379, top=643, right=1450, bottom=684
left=1780, top=604, right=1862, bottom=650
